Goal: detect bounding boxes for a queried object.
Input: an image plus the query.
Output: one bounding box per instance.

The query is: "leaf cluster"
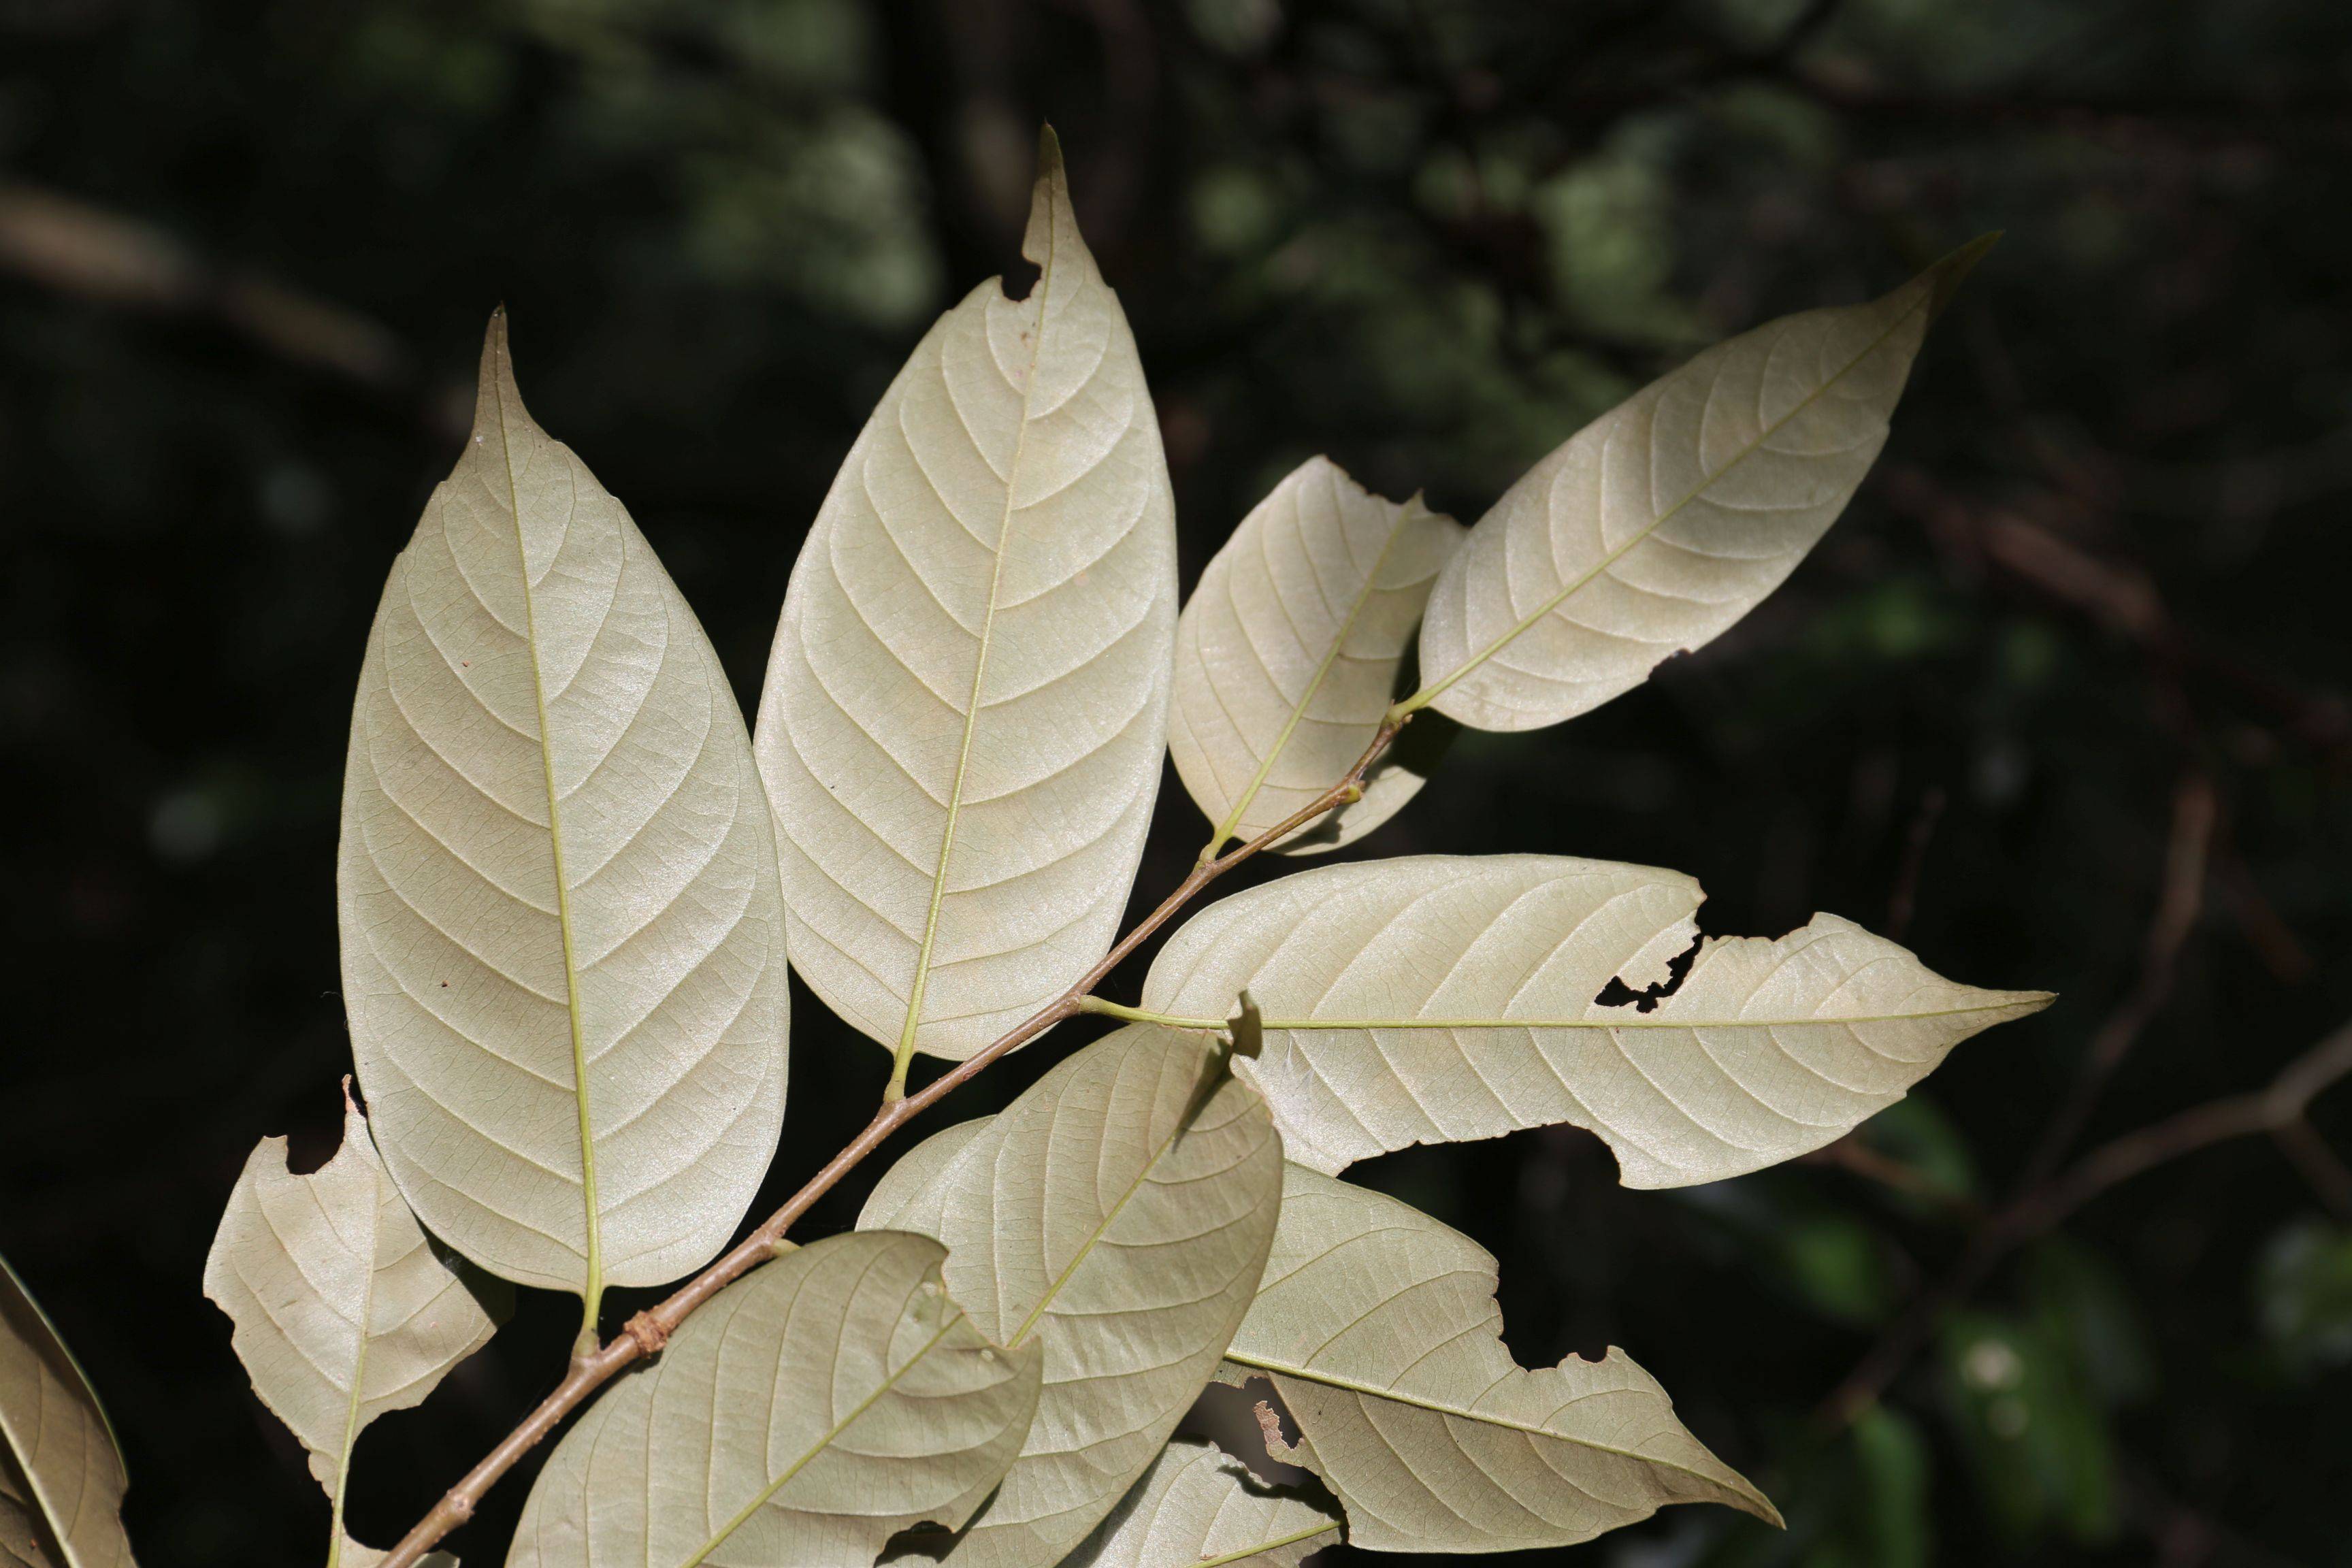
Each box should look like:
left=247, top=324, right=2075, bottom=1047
left=165, top=131, right=2048, bottom=1568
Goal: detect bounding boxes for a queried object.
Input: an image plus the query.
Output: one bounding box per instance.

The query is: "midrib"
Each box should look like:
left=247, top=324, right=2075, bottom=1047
left=1220, top=1350, right=1741, bottom=1488
left=1409, top=287, right=1928, bottom=713
left=1195, top=1521, right=1341, bottom=1566
left=1002, top=1073, right=1198, bottom=1350
left=324, top=1196, right=380, bottom=1568
left=1128, top=1001, right=2038, bottom=1032
left=493, top=354, right=603, bottom=1331
left=1211, top=500, right=1413, bottom=853
left=674, top=1309, right=965, bottom=1568
left=899, top=198, right=1064, bottom=1070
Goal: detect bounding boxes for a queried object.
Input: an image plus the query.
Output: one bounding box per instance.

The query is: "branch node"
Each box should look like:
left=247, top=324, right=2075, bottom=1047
left=621, top=1311, right=671, bottom=1358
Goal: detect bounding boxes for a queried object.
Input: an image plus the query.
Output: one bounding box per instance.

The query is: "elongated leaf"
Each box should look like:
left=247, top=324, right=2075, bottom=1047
left=203, top=1092, right=506, bottom=1565
left=1412, top=242, right=1990, bottom=731
left=1064, top=1438, right=1339, bottom=1568
left=508, top=1230, right=1041, bottom=1568
left=856, top=1117, right=990, bottom=1231
left=1171, top=458, right=1462, bottom=855
left=0, top=1255, right=135, bottom=1568
left=340, top=314, right=790, bottom=1307
left=868, top=1024, right=1284, bottom=1568
left=1223, top=1164, right=1775, bottom=1552
left=1144, top=855, right=2051, bottom=1186
left=753, top=127, right=1177, bottom=1068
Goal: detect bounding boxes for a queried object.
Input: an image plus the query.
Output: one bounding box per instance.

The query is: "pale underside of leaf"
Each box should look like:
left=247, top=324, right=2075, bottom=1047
left=339, top=314, right=789, bottom=1304
left=1144, top=855, right=2052, bottom=1186
left=508, top=1230, right=1042, bottom=1568
left=856, top=1117, right=992, bottom=1232
left=201, top=1098, right=506, bottom=1565
left=868, top=1024, right=1285, bottom=1568
left=1169, top=457, right=1462, bottom=856
left=754, top=129, right=1177, bottom=1065
left=1062, top=1437, right=1340, bottom=1568
left=0, top=1256, right=136, bottom=1568
left=1222, top=1164, right=1776, bottom=1553
left=1414, top=258, right=1960, bottom=732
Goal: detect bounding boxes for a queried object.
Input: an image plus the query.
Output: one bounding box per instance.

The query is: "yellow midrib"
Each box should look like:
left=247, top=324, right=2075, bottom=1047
left=1124, top=1000, right=2046, bottom=1032
left=1210, top=495, right=1416, bottom=854
left=1221, top=1350, right=1759, bottom=1498
left=323, top=1177, right=382, bottom=1568
left=897, top=193, right=1064, bottom=1078
left=1404, top=285, right=1929, bottom=715
left=674, top=1308, right=968, bottom=1568
left=1192, top=1520, right=1341, bottom=1566
left=492, top=346, right=604, bottom=1335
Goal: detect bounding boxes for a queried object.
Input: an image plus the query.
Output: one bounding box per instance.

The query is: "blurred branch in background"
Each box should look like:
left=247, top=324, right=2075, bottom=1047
left=0, top=182, right=413, bottom=394
left=1822, top=1012, right=2352, bottom=1428
left=7, top=0, right=2352, bottom=1561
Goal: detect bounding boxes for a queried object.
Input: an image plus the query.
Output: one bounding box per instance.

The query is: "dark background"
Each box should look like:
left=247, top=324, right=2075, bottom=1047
left=4, top=1, right=2350, bottom=1564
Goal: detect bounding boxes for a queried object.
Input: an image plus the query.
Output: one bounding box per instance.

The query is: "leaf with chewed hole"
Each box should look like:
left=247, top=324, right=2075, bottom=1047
left=753, top=127, right=1177, bottom=1079
left=1144, top=855, right=2051, bottom=1185
left=1220, top=1164, right=1776, bottom=1552
left=1063, top=1437, right=1340, bottom=1568
left=1171, top=457, right=1461, bottom=856
left=508, top=1230, right=1041, bottom=1568
left=203, top=1091, right=506, bottom=1567
left=1, top=1254, right=139, bottom=1568
left=338, top=314, right=790, bottom=1324
left=865, top=1025, right=1284, bottom=1568
left=1409, top=241, right=1993, bottom=731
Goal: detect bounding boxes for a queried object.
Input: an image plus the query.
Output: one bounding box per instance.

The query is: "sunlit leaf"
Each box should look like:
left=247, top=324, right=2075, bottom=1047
left=866, top=1024, right=1284, bottom=1567
left=1, top=1254, right=137, bottom=1568
left=202, top=1091, right=506, bottom=1567
left=338, top=314, right=791, bottom=1312
left=1062, top=1437, right=1339, bottom=1568
left=1409, top=242, right=1992, bottom=730
left=1170, top=457, right=1462, bottom=855
left=1143, top=854, right=2051, bottom=1186
left=1220, top=1164, right=1776, bottom=1552
left=508, top=1231, right=1042, bottom=1568
left=753, top=127, right=1177, bottom=1070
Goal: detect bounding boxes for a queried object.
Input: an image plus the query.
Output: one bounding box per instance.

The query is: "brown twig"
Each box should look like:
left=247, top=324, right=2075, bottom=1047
left=1882, top=784, right=1946, bottom=943
left=1819, top=1015, right=2352, bottom=1428
left=2012, top=771, right=2217, bottom=1196
left=375, top=718, right=1408, bottom=1568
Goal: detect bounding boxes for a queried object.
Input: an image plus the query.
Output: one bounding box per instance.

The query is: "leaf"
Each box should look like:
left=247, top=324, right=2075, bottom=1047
left=1169, top=457, right=1463, bottom=855
left=1410, top=241, right=1993, bottom=731
left=338, top=313, right=791, bottom=1313
left=1143, top=854, right=2051, bottom=1186
left=201, top=1090, right=508, bottom=1565
left=1062, top=1438, right=1339, bottom=1568
left=856, top=1117, right=991, bottom=1232
left=509, top=1230, right=1042, bottom=1568
left=1220, top=1164, right=1776, bottom=1552
left=867, top=1024, right=1284, bottom=1568
left=754, top=129, right=1178, bottom=1074
left=0, top=1254, right=137, bottom=1568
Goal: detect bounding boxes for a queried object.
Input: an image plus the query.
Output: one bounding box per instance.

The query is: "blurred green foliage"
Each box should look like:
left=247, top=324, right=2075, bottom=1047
left=3, top=1, right=2350, bottom=1565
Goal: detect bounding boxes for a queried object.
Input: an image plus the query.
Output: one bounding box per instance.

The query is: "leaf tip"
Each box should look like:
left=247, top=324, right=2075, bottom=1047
left=1022, top=123, right=1075, bottom=270
left=1925, top=231, right=2001, bottom=322
left=472, top=306, right=529, bottom=438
